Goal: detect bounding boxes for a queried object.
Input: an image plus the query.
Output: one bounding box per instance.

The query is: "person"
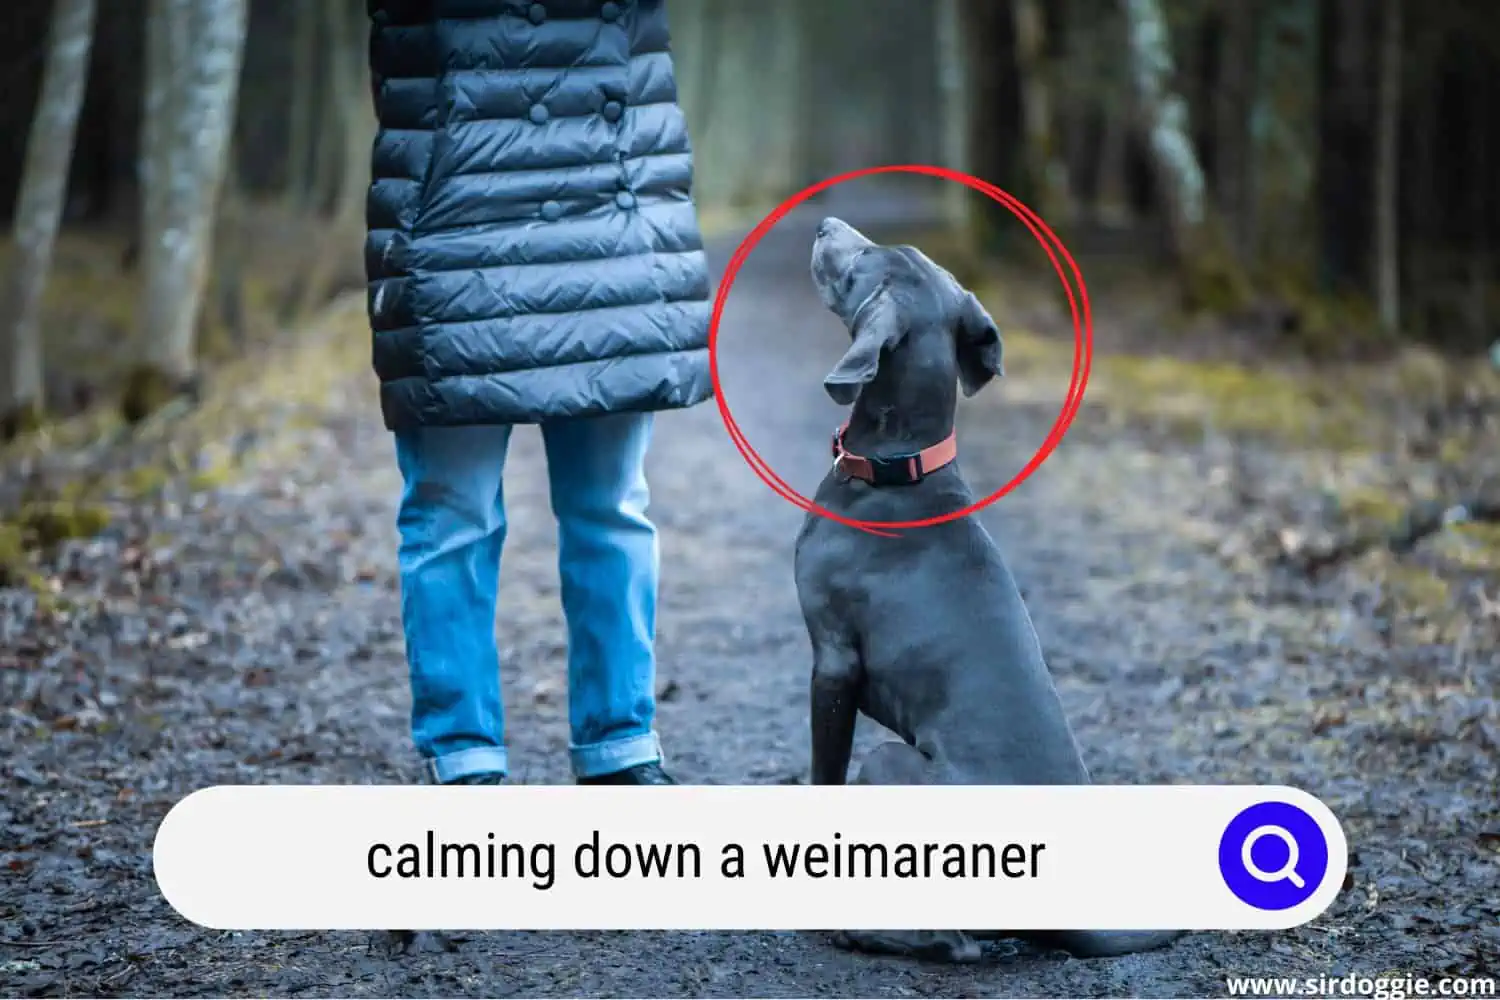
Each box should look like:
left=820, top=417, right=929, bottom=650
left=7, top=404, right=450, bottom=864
left=364, top=0, right=712, bottom=786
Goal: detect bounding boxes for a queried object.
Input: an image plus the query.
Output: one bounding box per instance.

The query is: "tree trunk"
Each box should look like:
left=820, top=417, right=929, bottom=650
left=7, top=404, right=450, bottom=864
left=761, top=0, right=805, bottom=200
left=210, top=140, right=247, bottom=356
left=963, top=0, right=1026, bottom=247
left=711, top=1, right=761, bottom=208
left=1373, top=0, right=1402, bottom=333
left=935, top=0, right=972, bottom=243
left=285, top=0, right=319, bottom=205
left=1212, top=0, right=1256, bottom=259
left=291, top=0, right=373, bottom=320
left=1013, top=0, right=1070, bottom=220
left=1119, top=0, right=1206, bottom=261
left=1247, top=0, right=1320, bottom=284
left=1468, top=49, right=1491, bottom=343
left=1316, top=0, right=1374, bottom=295
left=0, top=0, right=96, bottom=434
left=670, top=0, right=711, bottom=150
left=1096, top=102, right=1132, bottom=225
left=131, top=0, right=247, bottom=413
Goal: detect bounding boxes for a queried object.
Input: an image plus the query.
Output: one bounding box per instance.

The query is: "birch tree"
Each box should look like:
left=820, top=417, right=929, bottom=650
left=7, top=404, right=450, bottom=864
left=130, top=0, right=248, bottom=415
left=0, top=0, right=96, bottom=434
left=1119, top=0, right=1207, bottom=261
left=1373, top=0, right=1403, bottom=332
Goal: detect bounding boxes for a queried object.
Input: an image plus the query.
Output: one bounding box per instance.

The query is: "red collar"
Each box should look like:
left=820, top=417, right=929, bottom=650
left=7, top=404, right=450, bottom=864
left=831, top=422, right=957, bottom=487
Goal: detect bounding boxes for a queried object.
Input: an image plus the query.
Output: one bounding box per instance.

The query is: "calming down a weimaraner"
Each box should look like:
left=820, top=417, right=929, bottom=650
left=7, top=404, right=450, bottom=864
left=793, top=217, right=1184, bottom=964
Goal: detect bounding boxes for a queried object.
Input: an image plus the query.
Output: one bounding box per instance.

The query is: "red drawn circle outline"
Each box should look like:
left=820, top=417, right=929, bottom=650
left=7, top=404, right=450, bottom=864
left=708, top=164, right=1093, bottom=537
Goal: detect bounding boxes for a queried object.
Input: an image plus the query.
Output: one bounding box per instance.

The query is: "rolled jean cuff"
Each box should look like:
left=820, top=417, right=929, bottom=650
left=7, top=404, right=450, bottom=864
left=428, top=746, right=509, bottom=784
left=570, top=732, right=663, bottom=779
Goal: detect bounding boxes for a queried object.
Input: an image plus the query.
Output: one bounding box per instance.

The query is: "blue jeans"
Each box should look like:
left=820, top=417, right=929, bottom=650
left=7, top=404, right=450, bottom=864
left=393, top=413, right=662, bottom=783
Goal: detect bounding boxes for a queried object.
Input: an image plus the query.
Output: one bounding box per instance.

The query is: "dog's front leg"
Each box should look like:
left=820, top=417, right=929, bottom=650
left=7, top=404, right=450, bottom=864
left=809, top=635, right=862, bottom=786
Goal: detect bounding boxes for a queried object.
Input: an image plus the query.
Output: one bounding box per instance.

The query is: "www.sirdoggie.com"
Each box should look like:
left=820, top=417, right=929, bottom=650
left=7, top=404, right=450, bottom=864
left=1224, top=974, right=1498, bottom=999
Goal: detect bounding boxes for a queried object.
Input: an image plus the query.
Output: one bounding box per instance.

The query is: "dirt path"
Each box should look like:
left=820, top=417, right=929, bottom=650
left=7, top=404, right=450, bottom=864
left=2, top=185, right=1495, bottom=998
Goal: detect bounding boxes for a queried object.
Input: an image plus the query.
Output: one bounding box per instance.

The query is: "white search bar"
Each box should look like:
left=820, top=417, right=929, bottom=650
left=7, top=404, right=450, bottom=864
left=152, top=784, right=1347, bottom=931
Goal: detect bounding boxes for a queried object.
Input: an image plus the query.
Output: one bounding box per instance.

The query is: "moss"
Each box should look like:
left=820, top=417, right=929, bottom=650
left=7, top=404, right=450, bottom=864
left=120, top=365, right=193, bottom=424
left=118, top=464, right=173, bottom=500
left=991, top=328, right=1058, bottom=368
left=0, top=401, right=46, bottom=443
left=1447, top=522, right=1500, bottom=571
left=18, top=501, right=111, bottom=547
left=1383, top=564, right=1454, bottom=617
left=1257, top=270, right=1393, bottom=360
left=1338, top=488, right=1406, bottom=526
left=975, top=274, right=1385, bottom=452
left=1181, top=234, right=1254, bottom=318
left=187, top=456, right=239, bottom=492
left=0, top=523, right=29, bottom=588
left=0, top=497, right=108, bottom=593
left=1090, top=354, right=1372, bottom=449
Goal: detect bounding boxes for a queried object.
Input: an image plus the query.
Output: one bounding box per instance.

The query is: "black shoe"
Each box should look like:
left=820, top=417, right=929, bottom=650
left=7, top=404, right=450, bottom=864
left=443, top=772, right=506, bottom=786
left=577, top=762, right=677, bottom=785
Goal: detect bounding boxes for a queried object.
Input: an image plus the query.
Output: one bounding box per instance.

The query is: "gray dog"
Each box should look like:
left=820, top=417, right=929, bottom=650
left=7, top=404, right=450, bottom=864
left=793, top=218, right=1182, bottom=964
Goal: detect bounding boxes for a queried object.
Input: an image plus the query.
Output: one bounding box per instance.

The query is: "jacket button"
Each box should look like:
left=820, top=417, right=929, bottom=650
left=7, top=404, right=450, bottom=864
left=615, top=191, right=636, bottom=210
left=528, top=3, right=546, bottom=24
left=600, top=1, right=620, bottom=20
left=541, top=200, right=562, bottom=221
left=602, top=100, right=623, bottom=122
left=528, top=104, right=549, bottom=124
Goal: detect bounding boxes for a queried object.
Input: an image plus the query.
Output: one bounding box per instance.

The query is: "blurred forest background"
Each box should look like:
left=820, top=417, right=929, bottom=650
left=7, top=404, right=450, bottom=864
left=0, top=0, right=1497, bottom=584
left=1, top=0, right=1497, bottom=434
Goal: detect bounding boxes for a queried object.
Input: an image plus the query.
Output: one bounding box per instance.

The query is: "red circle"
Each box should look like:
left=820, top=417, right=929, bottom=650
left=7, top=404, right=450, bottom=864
left=708, top=164, right=1093, bottom=537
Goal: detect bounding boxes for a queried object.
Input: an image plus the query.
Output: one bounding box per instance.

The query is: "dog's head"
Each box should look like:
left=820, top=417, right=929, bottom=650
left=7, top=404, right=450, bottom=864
left=810, top=217, right=1003, bottom=408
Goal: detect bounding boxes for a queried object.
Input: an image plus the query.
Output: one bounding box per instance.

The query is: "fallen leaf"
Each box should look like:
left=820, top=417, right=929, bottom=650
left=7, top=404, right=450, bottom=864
left=166, top=631, right=210, bottom=651
left=1311, top=710, right=1347, bottom=735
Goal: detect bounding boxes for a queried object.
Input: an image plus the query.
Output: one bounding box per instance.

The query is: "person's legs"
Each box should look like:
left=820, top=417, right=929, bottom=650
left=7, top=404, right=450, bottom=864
left=394, top=424, right=513, bottom=783
left=541, top=413, right=665, bottom=780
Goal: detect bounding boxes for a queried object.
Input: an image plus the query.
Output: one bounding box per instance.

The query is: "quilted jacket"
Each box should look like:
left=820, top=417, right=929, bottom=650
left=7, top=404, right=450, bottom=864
left=365, top=0, right=714, bottom=429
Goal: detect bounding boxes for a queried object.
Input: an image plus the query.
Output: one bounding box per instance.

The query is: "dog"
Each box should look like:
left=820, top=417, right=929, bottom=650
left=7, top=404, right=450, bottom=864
left=792, top=218, right=1183, bottom=964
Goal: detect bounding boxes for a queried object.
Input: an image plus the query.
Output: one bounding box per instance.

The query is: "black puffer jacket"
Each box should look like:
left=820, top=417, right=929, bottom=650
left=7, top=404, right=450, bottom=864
left=365, top=0, right=713, bottom=429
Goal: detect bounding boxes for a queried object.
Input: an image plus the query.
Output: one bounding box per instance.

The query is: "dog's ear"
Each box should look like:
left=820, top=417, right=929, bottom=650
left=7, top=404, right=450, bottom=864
left=955, top=290, right=1004, bottom=397
left=823, top=283, right=904, bottom=405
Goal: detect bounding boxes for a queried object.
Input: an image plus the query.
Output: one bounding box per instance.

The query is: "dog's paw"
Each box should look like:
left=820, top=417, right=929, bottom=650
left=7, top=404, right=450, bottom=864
left=369, top=930, right=462, bottom=956
left=371, top=929, right=416, bottom=956
left=831, top=929, right=982, bottom=964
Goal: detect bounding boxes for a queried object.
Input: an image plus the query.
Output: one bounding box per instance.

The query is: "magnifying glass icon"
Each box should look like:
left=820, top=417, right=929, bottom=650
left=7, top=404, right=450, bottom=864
left=1240, top=824, right=1304, bottom=888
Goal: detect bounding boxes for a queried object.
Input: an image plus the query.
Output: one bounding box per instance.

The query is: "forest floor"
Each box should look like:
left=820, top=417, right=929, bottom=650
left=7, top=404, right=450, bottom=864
left=2, top=184, right=1497, bottom=998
